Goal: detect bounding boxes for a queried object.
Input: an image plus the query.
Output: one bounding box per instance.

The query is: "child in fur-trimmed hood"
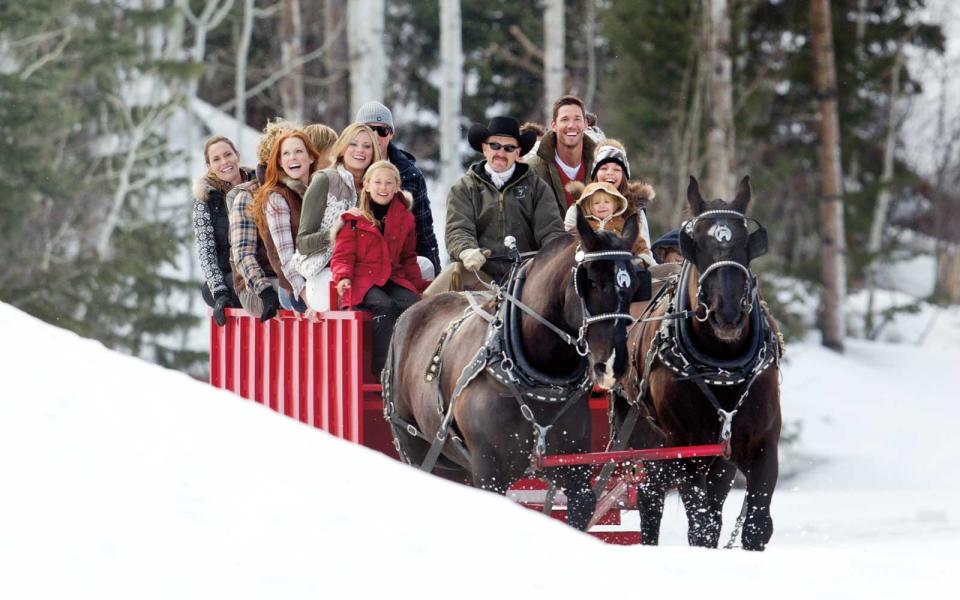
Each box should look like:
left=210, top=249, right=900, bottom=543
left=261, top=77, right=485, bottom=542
left=564, top=180, right=656, bottom=266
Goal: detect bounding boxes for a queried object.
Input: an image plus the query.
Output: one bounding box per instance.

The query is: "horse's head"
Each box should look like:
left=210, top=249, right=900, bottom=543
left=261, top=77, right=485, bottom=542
left=682, top=176, right=768, bottom=341
left=567, top=210, right=648, bottom=389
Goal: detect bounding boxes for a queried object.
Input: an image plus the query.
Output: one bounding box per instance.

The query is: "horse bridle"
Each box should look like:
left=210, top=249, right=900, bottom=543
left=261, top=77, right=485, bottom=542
left=570, top=246, right=640, bottom=356
left=679, top=210, right=768, bottom=322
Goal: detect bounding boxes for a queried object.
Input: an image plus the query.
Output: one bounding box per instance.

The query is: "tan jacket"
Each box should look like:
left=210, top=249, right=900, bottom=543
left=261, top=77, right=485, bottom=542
left=563, top=180, right=656, bottom=266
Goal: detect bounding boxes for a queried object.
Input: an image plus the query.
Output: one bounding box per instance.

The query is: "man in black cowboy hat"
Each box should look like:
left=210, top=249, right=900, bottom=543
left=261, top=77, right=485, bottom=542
left=425, top=116, right=565, bottom=294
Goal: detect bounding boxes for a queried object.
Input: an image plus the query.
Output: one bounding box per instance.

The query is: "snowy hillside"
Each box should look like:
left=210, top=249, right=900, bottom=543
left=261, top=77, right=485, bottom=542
left=0, top=301, right=956, bottom=599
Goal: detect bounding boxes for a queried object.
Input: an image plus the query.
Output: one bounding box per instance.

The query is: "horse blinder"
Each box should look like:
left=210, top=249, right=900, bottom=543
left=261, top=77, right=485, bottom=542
left=632, top=266, right=652, bottom=302
left=679, top=224, right=697, bottom=263
left=748, top=226, right=768, bottom=261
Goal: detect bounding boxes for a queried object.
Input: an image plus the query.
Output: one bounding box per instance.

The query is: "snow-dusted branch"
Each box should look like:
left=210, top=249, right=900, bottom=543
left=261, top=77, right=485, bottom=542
left=19, top=28, right=72, bottom=81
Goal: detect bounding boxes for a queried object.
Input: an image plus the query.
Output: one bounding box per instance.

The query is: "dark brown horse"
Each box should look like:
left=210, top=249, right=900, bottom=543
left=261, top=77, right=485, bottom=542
left=383, top=212, right=646, bottom=530
left=616, top=176, right=781, bottom=550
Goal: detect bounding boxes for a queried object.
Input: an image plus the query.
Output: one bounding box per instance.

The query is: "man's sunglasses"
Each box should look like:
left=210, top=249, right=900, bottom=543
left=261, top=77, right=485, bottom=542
left=369, top=125, right=393, bottom=137
left=484, top=141, right=519, bottom=153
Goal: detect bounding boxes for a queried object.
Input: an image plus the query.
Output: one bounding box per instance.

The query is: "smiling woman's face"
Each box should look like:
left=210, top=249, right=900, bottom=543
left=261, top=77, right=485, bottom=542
left=342, top=132, right=375, bottom=173
left=207, top=141, right=241, bottom=185
left=279, top=137, right=313, bottom=184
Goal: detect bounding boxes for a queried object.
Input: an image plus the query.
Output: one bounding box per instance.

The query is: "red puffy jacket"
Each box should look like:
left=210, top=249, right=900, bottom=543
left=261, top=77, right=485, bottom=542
left=330, top=192, right=428, bottom=308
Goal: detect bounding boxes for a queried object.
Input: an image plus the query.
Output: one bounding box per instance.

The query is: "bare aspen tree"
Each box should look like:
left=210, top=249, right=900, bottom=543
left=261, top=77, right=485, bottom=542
left=704, top=0, right=734, bottom=201
left=810, top=0, right=847, bottom=351
left=325, top=0, right=349, bottom=126
left=543, top=0, right=565, bottom=121
left=280, top=0, right=305, bottom=123
left=347, top=0, right=386, bottom=116
left=439, top=0, right=463, bottom=194
left=235, top=0, right=255, bottom=138
left=865, top=45, right=906, bottom=339
left=584, top=0, right=597, bottom=110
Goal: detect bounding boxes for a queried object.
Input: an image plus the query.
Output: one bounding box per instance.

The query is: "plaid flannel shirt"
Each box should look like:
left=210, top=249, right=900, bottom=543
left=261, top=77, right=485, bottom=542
left=228, top=182, right=272, bottom=295
left=265, top=192, right=306, bottom=298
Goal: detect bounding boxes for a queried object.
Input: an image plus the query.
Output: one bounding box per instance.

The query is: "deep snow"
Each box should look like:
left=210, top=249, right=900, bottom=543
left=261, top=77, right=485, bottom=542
left=0, top=300, right=956, bottom=599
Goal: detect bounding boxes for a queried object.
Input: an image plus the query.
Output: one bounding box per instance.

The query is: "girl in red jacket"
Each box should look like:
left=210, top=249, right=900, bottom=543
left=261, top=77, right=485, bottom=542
left=330, top=160, right=428, bottom=375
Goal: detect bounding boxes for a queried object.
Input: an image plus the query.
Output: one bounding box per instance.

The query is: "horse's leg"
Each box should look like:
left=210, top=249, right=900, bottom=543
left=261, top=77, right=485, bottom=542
left=636, top=460, right=669, bottom=545
left=553, top=465, right=596, bottom=531
left=676, top=459, right=718, bottom=548
left=470, top=444, right=511, bottom=495
left=703, top=458, right=737, bottom=545
left=739, top=439, right=778, bottom=551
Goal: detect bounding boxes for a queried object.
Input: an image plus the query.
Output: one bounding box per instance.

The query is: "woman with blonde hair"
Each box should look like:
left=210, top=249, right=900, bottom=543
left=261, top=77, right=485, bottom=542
left=193, top=135, right=255, bottom=325
left=249, top=130, right=321, bottom=312
left=329, top=160, right=427, bottom=375
left=303, top=123, right=338, bottom=169
left=294, top=122, right=381, bottom=310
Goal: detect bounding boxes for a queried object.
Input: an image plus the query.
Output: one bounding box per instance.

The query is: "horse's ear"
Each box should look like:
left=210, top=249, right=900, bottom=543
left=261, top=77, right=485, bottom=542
left=731, top=175, right=751, bottom=214
left=687, top=176, right=706, bottom=216
left=576, top=207, right=601, bottom=251
left=620, top=212, right=639, bottom=249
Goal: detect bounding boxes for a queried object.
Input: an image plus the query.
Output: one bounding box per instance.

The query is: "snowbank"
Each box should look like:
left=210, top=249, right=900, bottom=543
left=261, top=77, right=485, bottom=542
left=0, top=301, right=955, bottom=599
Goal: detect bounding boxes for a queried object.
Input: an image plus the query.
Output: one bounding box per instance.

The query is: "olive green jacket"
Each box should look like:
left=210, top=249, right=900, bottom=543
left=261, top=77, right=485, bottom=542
left=524, top=130, right=597, bottom=218
left=446, top=162, right=566, bottom=280
left=296, top=165, right=357, bottom=259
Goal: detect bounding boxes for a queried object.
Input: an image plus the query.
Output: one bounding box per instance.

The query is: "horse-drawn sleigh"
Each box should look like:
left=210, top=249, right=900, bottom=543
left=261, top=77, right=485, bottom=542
left=209, top=176, right=782, bottom=549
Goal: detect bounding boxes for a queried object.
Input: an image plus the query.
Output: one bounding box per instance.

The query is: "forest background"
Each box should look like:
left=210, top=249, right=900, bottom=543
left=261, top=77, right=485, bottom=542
left=1, top=0, right=957, bottom=376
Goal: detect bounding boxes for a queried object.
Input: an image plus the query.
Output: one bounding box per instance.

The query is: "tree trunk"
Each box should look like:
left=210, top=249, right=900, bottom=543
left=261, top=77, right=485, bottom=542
left=439, top=0, right=463, bottom=194
left=543, top=0, right=565, bottom=123
left=279, top=0, right=305, bottom=123
left=703, top=0, right=734, bottom=201
left=865, top=46, right=905, bottom=339
left=235, top=0, right=255, bottom=137
left=810, top=0, right=847, bottom=352
left=324, top=0, right=349, bottom=127
left=347, top=0, right=386, bottom=117
left=584, top=0, right=597, bottom=110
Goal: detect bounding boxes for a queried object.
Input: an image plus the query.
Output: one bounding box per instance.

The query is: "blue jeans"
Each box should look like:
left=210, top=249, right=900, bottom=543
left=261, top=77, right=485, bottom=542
left=279, top=288, right=308, bottom=313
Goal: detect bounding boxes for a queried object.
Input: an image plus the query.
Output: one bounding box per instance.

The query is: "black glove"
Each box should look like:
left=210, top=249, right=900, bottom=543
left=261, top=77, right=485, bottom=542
left=258, top=287, right=280, bottom=322
left=212, top=293, right=230, bottom=327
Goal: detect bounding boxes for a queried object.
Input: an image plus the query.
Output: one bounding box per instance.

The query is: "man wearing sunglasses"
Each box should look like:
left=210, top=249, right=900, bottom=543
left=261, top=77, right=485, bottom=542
left=355, top=101, right=441, bottom=276
left=426, top=116, right=563, bottom=294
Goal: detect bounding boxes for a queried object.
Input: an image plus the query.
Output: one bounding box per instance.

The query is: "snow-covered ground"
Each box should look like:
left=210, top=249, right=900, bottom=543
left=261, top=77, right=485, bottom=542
left=1, top=300, right=957, bottom=599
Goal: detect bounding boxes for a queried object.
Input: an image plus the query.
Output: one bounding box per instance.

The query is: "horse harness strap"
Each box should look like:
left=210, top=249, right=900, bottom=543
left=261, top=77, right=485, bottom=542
left=659, top=262, right=779, bottom=450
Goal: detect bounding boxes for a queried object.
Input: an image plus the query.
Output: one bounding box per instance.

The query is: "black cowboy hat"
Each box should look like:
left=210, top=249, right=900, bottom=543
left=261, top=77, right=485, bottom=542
left=467, top=116, right=537, bottom=156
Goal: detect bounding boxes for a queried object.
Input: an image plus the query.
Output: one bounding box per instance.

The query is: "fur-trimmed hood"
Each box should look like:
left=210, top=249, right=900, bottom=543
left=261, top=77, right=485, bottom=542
left=566, top=180, right=630, bottom=222
left=192, top=167, right=255, bottom=202
left=328, top=190, right=413, bottom=243
left=623, top=180, right=656, bottom=211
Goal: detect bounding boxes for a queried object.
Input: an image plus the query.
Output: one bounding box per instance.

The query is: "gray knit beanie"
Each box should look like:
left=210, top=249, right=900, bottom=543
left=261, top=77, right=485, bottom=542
left=355, top=101, right=394, bottom=130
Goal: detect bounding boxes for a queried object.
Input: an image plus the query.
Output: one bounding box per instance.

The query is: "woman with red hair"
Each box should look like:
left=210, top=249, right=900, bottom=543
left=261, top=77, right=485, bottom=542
left=249, top=131, right=321, bottom=313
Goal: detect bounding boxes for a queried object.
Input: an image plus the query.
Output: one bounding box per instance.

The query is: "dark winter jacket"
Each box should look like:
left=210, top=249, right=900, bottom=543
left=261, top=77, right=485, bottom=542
left=192, top=167, right=255, bottom=297
left=330, top=191, right=427, bottom=308
left=387, top=142, right=441, bottom=273
left=525, top=131, right=597, bottom=219
left=445, top=162, right=566, bottom=281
